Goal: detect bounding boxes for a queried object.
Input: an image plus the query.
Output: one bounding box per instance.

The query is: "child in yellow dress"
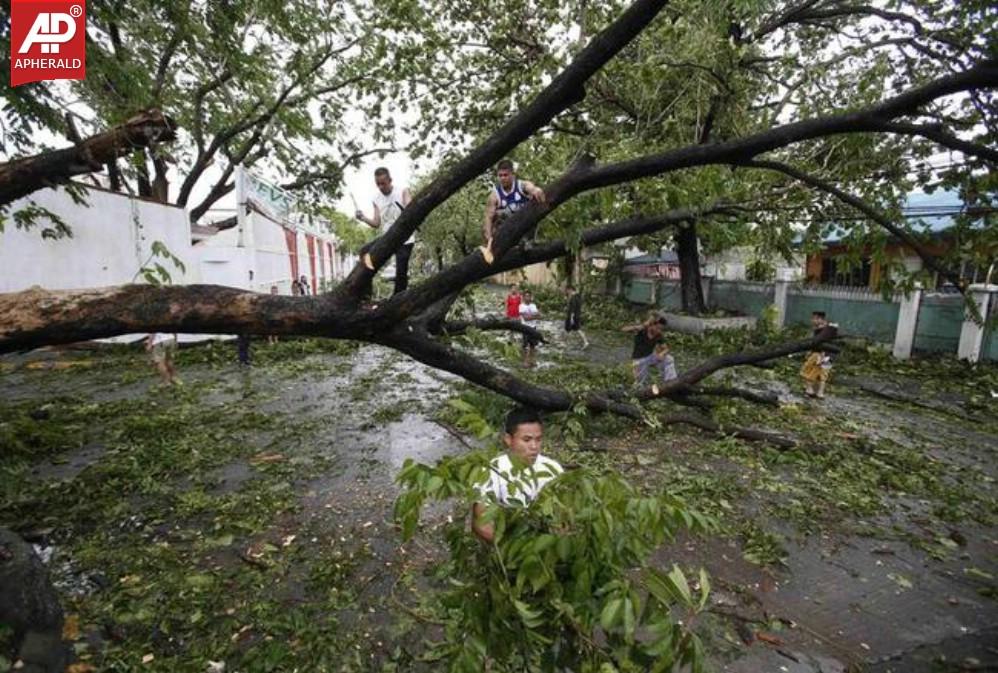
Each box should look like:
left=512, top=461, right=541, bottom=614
left=800, top=311, right=837, bottom=399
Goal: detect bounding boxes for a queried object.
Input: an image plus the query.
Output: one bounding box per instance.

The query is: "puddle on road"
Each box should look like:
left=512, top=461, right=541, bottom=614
left=29, top=442, right=107, bottom=482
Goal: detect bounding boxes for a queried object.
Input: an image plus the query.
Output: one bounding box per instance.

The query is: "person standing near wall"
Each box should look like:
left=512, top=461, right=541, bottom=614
left=355, top=167, right=414, bottom=294
left=505, top=284, right=522, bottom=320
left=237, top=334, right=251, bottom=366
left=519, top=291, right=541, bottom=368
left=268, top=285, right=280, bottom=345
left=564, top=286, right=589, bottom=350
left=146, top=332, right=179, bottom=385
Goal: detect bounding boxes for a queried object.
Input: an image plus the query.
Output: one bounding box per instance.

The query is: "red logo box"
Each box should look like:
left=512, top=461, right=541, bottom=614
left=10, top=0, right=86, bottom=87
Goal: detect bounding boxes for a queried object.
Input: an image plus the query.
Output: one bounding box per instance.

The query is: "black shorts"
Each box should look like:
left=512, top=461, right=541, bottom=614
left=565, top=317, right=581, bottom=332
left=522, top=331, right=540, bottom=348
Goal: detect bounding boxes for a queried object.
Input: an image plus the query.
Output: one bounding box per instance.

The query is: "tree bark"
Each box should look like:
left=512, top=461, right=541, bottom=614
left=0, top=285, right=365, bottom=352
left=151, top=154, right=170, bottom=204
left=441, top=318, right=546, bottom=343
left=135, top=150, right=153, bottom=198
left=0, top=208, right=706, bottom=353
left=0, top=110, right=176, bottom=206
left=675, top=221, right=707, bottom=315
left=384, top=325, right=836, bottom=417
left=107, top=160, right=122, bottom=192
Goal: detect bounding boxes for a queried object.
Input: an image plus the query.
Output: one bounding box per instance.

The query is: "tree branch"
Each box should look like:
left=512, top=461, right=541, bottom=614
left=178, top=45, right=337, bottom=207
left=657, top=413, right=796, bottom=449
left=0, top=110, right=177, bottom=206
left=877, top=121, right=998, bottom=165
left=691, top=386, right=781, bottom=407
left=381, top=326, right=832, bottom=445
left=337, top=0, right=673, bottom=297
left=188, top=180, right=235, bottom=223
left=380, top=205, right=723, bottom=322
left=151, top=29, right=184, bottom=101
left=367, top=59, right=996, bottom=320
left=441, top=318, right=547, bottom=343
left=280, top=147, right=396, bottom=192
left=191, top=69, right=235, bottom=156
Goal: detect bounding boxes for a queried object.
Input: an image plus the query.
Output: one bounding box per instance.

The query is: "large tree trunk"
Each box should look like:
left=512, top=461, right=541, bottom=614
left=0, top=111, right=176, bottom=206
left=135, top=150, right=153, bottom=198
left=151, top=154, right=170, bottom=203
left=675, top=221, right=707, bottom=315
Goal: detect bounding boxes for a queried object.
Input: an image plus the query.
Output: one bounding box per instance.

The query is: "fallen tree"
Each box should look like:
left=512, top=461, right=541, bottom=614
left=1, top=0, right=995, bottom=445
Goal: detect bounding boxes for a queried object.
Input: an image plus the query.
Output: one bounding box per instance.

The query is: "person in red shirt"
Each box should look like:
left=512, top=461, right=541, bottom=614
left=505, top=284, right=522, bottom=319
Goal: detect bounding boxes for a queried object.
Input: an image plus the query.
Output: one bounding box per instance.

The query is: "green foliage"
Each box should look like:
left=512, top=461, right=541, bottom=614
left=172, top=336, right=360, bottom=369
left=5, top=0, right=400, bottom=214
left=394, top=453, right=715, bottom=672
left=439, top=388, right=509, bottom=439
left=745, top=259, right=776, bottom=282
left=324, top=208, right=376, bottom=255
left=135, top=240, right=187, bottom=286
left=414, top=181, right=486, bottom=265
left=454, top=328, right=523, bottom=366
left=756, top=304, right=780, bottom=337
left=1, top=201, right=73, bottom=239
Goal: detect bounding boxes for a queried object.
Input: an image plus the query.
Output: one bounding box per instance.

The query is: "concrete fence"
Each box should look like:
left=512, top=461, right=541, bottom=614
left=622, top=275, right=998, bottom=363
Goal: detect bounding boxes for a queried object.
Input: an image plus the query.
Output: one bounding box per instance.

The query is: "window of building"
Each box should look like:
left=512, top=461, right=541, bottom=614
left=820, top=256, right=872, bottom=286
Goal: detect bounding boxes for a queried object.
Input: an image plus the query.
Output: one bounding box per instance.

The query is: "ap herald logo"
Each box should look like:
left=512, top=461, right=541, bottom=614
left=10, top=0, right=86, bottom=87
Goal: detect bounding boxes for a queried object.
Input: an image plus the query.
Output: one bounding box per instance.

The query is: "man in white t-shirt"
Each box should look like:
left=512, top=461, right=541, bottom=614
left=355, top=167, right=414, bottom=295
left=472, top=407, right=563, bottom=542
left=518, top=290, right=541, bottom=368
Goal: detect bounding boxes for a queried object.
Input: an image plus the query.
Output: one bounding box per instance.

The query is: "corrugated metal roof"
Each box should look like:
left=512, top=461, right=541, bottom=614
left=624, top=251, right=679, bottom=265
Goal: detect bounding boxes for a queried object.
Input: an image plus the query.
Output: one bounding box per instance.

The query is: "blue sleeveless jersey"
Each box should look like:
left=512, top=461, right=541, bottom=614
left=495, top=180, right=529, bottom=219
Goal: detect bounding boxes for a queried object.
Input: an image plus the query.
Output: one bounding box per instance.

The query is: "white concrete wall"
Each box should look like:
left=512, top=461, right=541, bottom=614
left=3, top=184, right=348, bottom=302
left=196, top=242, right=255, bottom=291
left=193, top=210, right=340, bottom=295
left=251, top=211, right=295, bottom=294
left=1, top=186, right=198, bottom=293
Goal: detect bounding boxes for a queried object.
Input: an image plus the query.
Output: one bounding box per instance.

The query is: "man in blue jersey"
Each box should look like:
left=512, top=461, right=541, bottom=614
left=481, top=159, right=546, bottom=264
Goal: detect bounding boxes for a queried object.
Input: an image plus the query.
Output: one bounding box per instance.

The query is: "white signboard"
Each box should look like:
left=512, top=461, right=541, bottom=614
left=238, top=165, right=295, bottom=221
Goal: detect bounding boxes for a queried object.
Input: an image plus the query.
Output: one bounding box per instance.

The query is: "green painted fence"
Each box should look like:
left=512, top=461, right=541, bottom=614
left=984, top=326, right=998, bottom=361
left=785, top=288, right=900, bottom=344
left=913, top=294, right=964, bottom=353
left=623, top=277, right=655, bottom=305
left=711, top=281, right=774, bottom=318
left=656, top=281, right=683, bottom=311
left=619, top=274, right=996, bottom=361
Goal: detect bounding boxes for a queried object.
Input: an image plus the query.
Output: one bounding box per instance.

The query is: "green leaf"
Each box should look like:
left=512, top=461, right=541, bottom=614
left=533, top=533, right=557, bottom=554
left=697, top=568, right=711, bottom=610
left=600, top=597, right=624, bottom=631
left=205, top=533, right=234, bottom=547
left=622, top=596, right=635, bottom=640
